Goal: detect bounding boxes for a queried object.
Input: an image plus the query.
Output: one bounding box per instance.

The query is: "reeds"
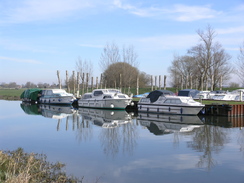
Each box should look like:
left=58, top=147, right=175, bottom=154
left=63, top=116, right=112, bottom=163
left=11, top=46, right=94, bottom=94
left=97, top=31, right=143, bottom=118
left=0, top=148, right=81, bottom=183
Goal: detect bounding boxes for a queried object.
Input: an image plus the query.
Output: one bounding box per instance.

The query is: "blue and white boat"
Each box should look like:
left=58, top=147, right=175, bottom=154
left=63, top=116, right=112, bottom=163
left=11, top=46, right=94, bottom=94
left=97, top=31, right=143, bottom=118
left=137, top=90, right=205, bottom=115
left=39, top=89, right=75, bottom=105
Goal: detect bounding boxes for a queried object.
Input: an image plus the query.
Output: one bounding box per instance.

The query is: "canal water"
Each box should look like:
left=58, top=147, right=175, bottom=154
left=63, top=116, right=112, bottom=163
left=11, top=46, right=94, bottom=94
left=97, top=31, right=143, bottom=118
left=0, top=100, right=244, bottom=183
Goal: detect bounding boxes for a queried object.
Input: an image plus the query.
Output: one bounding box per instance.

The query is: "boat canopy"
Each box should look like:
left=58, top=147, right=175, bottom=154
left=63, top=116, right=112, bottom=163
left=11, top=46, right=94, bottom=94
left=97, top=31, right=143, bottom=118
left=146, top=90, right=174, bottom=103
left=20, top=88, right=42, bottom=101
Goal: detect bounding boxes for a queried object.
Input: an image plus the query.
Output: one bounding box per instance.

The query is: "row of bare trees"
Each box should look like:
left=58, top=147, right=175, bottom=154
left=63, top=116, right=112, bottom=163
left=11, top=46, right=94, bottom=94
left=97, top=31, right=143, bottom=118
left=168, top=25, right=234, bottom=91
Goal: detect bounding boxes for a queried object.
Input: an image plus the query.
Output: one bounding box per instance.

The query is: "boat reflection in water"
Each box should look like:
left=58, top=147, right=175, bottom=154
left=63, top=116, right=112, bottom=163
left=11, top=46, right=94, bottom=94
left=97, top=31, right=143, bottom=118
left=20, top=102, right=134, bottom=129
left=20, top=102, right=75, bottom=119
left=77, top=108, right=133, bottom=128
left=39, top=104, right=75, bottom=119
left=137, top=112, right=204, bottom=135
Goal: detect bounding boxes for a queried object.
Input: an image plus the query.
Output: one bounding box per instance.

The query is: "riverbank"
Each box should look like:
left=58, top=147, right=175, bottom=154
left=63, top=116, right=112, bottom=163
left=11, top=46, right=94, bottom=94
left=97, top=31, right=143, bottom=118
left=0, top=148, right=81, bottom=182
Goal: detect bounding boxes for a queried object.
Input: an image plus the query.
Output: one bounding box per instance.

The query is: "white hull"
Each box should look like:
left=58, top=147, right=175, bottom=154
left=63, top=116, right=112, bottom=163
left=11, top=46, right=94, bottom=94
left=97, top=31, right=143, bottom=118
left=78, top=89, right=132, bottom=109
left=138, top=103, right=203, bottom=115
left=78, top=98, right=132, bottom=109
left=137, top=92, right=205, bottom=116
left=39, top=96, right=74, bottom=105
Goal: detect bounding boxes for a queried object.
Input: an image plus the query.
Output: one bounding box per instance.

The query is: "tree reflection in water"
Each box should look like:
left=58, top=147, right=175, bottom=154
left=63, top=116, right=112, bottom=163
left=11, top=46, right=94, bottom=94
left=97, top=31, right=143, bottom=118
left=75, top=108, right=138, bottom=157
left=187, top=125, right=229, bottom=170
left=20, top=103, right=244, bottom=171
left=237, top=127, right=244, bottom=157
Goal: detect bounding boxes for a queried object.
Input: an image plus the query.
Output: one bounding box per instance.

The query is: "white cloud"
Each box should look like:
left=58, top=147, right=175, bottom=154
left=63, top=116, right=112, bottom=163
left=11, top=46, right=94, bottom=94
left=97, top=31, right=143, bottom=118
left=0, top=0, right=92, bottom=24
left=217, top=26, right=244, bottom=35
left=0, top=56, right=42, bottom=64
left=112, top=0, right=221, bottom=21
left=172, top=4, right=221, bottom=22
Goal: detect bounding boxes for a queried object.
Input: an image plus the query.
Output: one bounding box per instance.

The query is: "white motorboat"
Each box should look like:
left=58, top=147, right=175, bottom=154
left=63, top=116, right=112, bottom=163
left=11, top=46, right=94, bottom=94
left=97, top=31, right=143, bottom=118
left=39, top=89, right=75, bottom=105
left=78, top=89, right=133, bottom=109
left=193, top=91, right=211, bottom=99
left=137, top=90, right=205, bottom=115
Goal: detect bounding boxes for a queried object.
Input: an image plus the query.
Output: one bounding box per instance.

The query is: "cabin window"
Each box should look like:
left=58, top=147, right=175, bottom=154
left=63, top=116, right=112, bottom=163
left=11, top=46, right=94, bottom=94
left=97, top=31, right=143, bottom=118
left=164, top=99, right=171, bottom=103
left=164, top=99, right=181, bottom=104
left=103, top=96, right=112, bottom=99
left=46, top=90, right=52, bottom=95
left=118, top=95, right=126, bottom=98
left=94, top=90, right=103, bottom=96
left=83, top=95, right=92, bottom=99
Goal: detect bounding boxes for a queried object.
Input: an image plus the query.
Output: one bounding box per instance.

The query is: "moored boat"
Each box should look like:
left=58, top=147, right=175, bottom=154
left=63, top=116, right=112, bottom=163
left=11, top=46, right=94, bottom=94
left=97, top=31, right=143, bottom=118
left=39, top=89, right=75, bottom=105
left=78, top=89, right=133, bottom=109
left=137, top=90, right=205, bottom=115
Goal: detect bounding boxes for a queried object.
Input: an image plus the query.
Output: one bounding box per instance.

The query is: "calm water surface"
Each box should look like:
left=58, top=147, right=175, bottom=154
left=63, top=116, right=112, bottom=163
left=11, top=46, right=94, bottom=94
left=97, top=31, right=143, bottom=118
left=0, top=100, right=244, bottom=183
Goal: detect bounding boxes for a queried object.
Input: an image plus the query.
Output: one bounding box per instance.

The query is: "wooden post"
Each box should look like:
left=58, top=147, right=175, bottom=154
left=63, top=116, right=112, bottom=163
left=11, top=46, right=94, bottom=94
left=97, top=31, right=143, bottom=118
left=181, top=75, right=183, bottom=90
left=190, top=75, right=192, bottom=89
left=96, top=77, right=98, bottom=89
left=211, top=75, right=214, bottom=91
left=57, top=70, right=61, bottom=89
left=82, top=73, right=85, bottom=95
left=91, top=77, right=94, bottom=91
left=119, top=74, right=122, bottom=90
left=77, top=72, right=80, bottom=97
left=220, top=75, right=222, bottom=90
left=185, top=75, right=188, bottom=89
left=164, top=75, right=167, bottom=90
left=155, top=76, right=157, bottom=90
left=201, top=76, right=203, bottom=91
left=159, top=75, right=161, bottom=90
left=205, top=79, right=208, bottom=91
left=100, top=74, right=103, bottom=89
left=86, top=73, right=89, bottom=92
left=73, top=71, right=75, bottom=94
left=136, top=75, right=139, bottom=95
left=66, top=70, right=69, bottom=92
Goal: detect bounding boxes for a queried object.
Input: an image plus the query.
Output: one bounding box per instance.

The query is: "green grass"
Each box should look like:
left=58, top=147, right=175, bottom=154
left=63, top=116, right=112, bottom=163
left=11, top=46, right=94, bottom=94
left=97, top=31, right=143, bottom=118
left=198, top=100, right=244, bottom=105
left=0, top=89, right=25, bottom=97
left=0, top=89, right=26, bottom=100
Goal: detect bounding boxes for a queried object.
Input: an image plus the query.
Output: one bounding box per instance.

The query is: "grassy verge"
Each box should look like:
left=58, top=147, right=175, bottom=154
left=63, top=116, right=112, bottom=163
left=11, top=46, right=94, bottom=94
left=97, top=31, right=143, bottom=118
left=0, top=148, right=81, bottom=183
left=196, top=99, right=244, bottom=105
left=0, top=89, right=25, bottom=100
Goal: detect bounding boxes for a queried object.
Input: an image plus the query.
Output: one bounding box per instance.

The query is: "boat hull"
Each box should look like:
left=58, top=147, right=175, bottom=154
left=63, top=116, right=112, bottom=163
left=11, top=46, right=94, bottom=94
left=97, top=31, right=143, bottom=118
left=39, top=96, right=74, bottom=105
left=78, top=98, right=132, bottom=109
left=137, top=103, right=204, bottom=115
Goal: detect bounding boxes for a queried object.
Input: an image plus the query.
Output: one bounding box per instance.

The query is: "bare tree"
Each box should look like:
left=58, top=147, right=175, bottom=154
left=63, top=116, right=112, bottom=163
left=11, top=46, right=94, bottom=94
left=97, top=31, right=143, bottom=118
left=169, top=25, right=233, bottom=91
left=236, top=41, right=244, bottom=86
left=99, top=42, right=120, bottom=72
left=76, top=57, right=93, bottom=77
left=76, top=58, right=93, bottom=94
left=122, top=45, right=138, bottom=67
left=168, top=54, right=196, bottom=88
left=188, top=25, right=232, bottom=90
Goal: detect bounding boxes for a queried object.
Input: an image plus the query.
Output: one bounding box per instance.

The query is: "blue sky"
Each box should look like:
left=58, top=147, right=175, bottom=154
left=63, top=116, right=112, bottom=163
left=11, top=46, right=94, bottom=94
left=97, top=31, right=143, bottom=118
left=0, top=0, right=244, bottom=85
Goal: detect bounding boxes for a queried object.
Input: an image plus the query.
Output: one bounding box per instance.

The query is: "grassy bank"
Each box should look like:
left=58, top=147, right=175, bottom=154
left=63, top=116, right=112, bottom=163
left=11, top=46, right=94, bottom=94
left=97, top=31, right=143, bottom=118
left=0, top=148, right=81, bottom=183
left=0, top=89, right=25, bottom=100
